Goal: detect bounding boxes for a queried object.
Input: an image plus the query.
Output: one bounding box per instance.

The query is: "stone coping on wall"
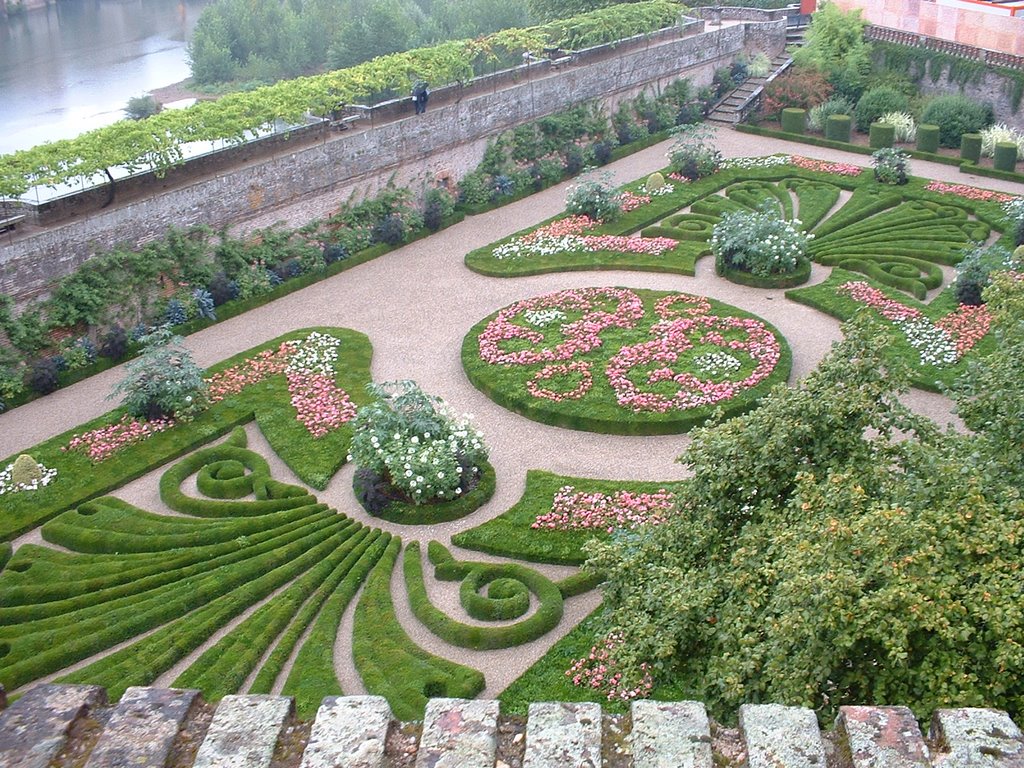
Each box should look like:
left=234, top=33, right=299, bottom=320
left=1, top=684, right=1023, bottom=767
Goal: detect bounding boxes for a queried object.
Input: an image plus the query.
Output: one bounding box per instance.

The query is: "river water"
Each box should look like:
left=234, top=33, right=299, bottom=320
left=0, top=0, right=212, bottom=156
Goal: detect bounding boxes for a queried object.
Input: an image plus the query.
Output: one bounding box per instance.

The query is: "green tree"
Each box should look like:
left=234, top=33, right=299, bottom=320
left=528, top=0, right=642, bottom=22
left=109, top=327, right=209, bottom=421
left=792, top=4, right=872, bottom=99
left=586, top=301, right=1024, bottom=720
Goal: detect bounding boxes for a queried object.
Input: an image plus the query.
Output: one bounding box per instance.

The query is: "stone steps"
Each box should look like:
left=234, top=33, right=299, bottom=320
left=2, top=684, right=1023, bottom=767
left=707, top=55, right=795, bottom=125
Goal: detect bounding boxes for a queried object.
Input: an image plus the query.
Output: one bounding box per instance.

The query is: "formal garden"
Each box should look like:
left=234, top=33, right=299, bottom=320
left=2, top=120, right=1024, bottom=727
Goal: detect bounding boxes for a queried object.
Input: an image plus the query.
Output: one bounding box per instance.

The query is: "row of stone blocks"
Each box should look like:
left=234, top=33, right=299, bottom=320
left=1, top=684, right=1023, bottom=767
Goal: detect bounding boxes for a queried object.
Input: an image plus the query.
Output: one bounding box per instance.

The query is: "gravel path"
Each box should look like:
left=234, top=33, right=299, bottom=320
left=1, top=125, right=1017, bottom=700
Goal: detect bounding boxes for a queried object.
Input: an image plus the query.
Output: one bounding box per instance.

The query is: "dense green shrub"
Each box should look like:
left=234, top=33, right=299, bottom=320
left=869, top=122, right=895, bottom=149
left=994, top=141, right=1018, bottom=172
left=921, top=95, right=994, bottom=148
left=762, top=66, right=832, bottom=115
left=807, top=96, right=854, bottom=133
left=953, top=244, right=1013, bottom=305
left=780, top=108, right=806, bottom=134
left=565, top=169, right=622, bottom=221
left=109, top=327, right=209, bottom=421
left=872, top=147, right=908, bottom=184
left=26, top=358, right=60, bottom=396
left=824, top=113, right=852, bottom=142
left=853, top=87, right=909, bottom=132
left=668, top=124, right=721, bottom=180
left=961, top=133, right=983, bottom=163
left=916, top=123, right=939, bottom=153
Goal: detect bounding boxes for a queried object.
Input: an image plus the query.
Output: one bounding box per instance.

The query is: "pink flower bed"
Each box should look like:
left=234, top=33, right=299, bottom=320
left=935, top=304, right=992, bottom=357
left=606, top=315, right=781, bottom=413
left=620, top=191, right=651, bottom=212
left=789, top=156, right=863, bottom=176
left=838, top=281, right=991, bottom=365
left=566, top=632, right=653, bottom=702
left=476, top=288, right=785, bottom=416
left=64, top=415, right=174, bottom=463
left=533, top=485, right=676, bottom=532
left=478, top=287, right=645, bottom=366
left=286, top=372, right=357, bottom=438
left=924, top=181, right=1017, bottom=204
left=207, top=343, right=295, bottom=402
left=494, top=215, right=678, bottom=260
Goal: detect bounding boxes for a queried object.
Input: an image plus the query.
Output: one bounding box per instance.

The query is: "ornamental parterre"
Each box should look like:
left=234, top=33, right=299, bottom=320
left=466, top=287, right=790, bottom=432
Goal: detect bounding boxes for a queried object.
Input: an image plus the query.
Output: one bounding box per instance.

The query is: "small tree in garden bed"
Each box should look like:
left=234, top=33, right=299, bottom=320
left=872, top=147, right=909, bottom=185
left=564, top=169, right=623, bottom=222
left=349, top=381, right=488, bottom=510
left=109, top=326, right=208, bottom=421
left=711, top=202, right=812, bottom=277
left=667, top=124, right=721, bottom=180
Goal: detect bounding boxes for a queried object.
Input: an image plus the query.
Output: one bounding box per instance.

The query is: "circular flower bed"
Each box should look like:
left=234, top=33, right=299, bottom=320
left=463, top=287, right=791, bottom=434
left=711, top=202, right=813, bottom=288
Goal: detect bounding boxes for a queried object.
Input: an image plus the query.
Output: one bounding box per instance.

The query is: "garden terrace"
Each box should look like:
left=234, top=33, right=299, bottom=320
left=1, top=128, right=1021, bottom=727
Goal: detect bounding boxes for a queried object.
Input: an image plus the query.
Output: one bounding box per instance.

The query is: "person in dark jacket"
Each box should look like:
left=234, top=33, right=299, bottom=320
left=412, top=81, right=429, bottom=114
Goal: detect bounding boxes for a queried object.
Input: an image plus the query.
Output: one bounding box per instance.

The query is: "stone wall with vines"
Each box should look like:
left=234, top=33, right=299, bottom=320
left=0, top=18, right=785, bottom=303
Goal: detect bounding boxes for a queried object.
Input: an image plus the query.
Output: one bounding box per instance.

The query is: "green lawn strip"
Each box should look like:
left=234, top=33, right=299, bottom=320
left=462, top=289, right=793, bottom=436
left=786, top=268, right=997, bottom=392
left=452, top=469, right=686, bottom=565
left=53, top=519, right=350, bottom=700
left=0, top=514, right=343, bottom=690
left=280, top=530, right=391, bottom=719
left=172, top=520, right=365, bottom=698
left=362, top=461, right=497, bottom=525
left=403, top=541, right=563, bottom=650
left=3, top=506, right=331, bottom=617
left=0, top=327, right=372, bottom=542
left=352, top=536, right=485, bottom=721
left=498, top=609, right=688, bottom=716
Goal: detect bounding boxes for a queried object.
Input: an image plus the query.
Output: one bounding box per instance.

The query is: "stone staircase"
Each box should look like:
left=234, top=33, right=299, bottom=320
left=2, top=684, right=1024, bottom=767
left=707, top=53, right=794, bottom=125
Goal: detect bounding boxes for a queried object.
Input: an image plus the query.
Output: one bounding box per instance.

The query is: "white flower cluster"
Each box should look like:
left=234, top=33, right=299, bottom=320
left=902, top=319, right=958, bottom=366
left=286, top=331, right=340, bottom=375
left=720, top=155, right=791, bottom=170
left=493, top=235, right=583, bottom=260
left=524, top=308, right=568, bottom=327
left=693, top=351, right=742, bottom=376
left=0, top=461, right=58, bottom=495
left=638, top=183, right=676, bottom=196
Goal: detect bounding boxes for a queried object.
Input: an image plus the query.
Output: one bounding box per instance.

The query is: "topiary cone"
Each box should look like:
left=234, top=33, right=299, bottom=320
left=646, top=171, right=665, bottom=191
left=11, top=454, right=43, bottom=486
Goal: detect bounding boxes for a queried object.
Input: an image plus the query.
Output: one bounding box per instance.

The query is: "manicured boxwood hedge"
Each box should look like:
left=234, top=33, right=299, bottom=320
left=404, top=541, right=564, bottom=650
left=715, top=257, right=812, bottom=288
left=352, top=537, right=485, bottom=721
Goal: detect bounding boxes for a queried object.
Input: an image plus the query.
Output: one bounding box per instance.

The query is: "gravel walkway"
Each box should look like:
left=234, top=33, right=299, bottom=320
left=1, top=125, right=1018, bottom=700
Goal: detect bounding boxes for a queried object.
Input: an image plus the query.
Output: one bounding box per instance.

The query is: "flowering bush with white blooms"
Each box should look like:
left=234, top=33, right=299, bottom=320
left=348, top=381, right=488, bottom=505
left=711, top=202, right=812, bottom=277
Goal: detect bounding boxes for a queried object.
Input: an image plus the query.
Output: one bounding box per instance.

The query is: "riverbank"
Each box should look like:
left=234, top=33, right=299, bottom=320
left=149, top=79, right=213, bottom=106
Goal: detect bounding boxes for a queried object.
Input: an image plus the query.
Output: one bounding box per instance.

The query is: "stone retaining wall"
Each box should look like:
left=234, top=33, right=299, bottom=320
left=1, top=684, right=1023, bottom=767
left=0, top=14, right=786, bottom=303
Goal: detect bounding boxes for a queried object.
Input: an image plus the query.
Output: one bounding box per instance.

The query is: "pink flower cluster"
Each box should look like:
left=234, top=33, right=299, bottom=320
left=620, top=191, right=651, bottom=212
left=566, top=632, right=654, bottom=702
left=667, top=172, right=691, bottom=182
left=580, top=234, right=679, bottom=255
left=207, top=343, right=295, bottom=402
left=935, top=304, right=992, bottom=356
left=523, top=215, right=596, bottom=240
left=478, top=287, right=645, bottom=366
left=533, top=485, right=676, bottom=532
left=924, top=181, right=1017, bottom=203
left=606, top=315, right=781, bottom=413
left=789, top=155, right=863, bottom=176
left=286, top=372, right=357, bottom=438
left=64, top=415, right=174, bottom=462
left=838, top=281, right=923, bottom=322
left=526, top=361, right=594, bottom=402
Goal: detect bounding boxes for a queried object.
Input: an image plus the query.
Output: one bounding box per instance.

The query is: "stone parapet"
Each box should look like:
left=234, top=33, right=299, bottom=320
left=2, top=685, right=1024, bottom=767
